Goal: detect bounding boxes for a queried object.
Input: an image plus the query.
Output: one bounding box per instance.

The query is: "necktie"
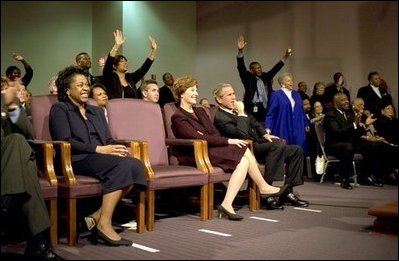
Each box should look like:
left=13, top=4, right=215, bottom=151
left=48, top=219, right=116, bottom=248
left=256, top=77, right=268, bottom=109
left=343, top=112, right=347, bottom=121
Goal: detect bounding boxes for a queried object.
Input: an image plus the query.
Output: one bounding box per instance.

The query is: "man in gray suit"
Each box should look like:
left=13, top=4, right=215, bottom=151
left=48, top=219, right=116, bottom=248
left=213, top=83, right=308, bottom=209
left=1, top=76, right=62, bottom=260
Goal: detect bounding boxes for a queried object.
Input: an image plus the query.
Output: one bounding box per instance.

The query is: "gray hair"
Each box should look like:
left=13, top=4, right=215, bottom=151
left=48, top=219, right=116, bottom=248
left=277, top=72, right=293, bottom=86
left=212, top=83, right=232, bottom=103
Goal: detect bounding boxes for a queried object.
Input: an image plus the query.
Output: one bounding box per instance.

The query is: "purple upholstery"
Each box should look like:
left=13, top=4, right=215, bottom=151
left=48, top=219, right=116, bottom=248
left=39, top=176, right=57, bottom=199
left=30, top=95, right=102, bottom=246
left=31, top=95, right=58, bottom=141
left=107, top=99, right=169, bottom=165
left=107, top=99, right=209, bottom=229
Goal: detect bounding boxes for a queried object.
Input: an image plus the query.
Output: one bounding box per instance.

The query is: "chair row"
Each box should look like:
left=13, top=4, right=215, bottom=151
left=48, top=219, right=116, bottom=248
left=29, top=95, right=262, bottom=246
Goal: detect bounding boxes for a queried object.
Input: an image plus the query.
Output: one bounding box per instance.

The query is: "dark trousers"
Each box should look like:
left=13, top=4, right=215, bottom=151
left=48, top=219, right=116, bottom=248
left=1, top=134, right=50, bottom=237
left=254, top=141, right=304, bottom=190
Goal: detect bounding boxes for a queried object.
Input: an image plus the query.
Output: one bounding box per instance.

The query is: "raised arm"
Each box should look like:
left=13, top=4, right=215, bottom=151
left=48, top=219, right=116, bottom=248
left=13, top=53, right=33, bottom=87
left=147, top=35, right=158, bottom=61
left=109, top=29, right=125, bottom=57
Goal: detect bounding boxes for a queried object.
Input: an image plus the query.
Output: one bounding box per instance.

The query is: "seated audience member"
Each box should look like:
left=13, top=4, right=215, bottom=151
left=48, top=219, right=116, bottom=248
left=368, top=102, right=398, bottom=184
left=158, top=72, right=176, bottom=108
left=1, top=76, right=62, bottom=260
left=5, top=53, right=33, bottom=88
left=49, top=66, right=147, bottom=246
left=356, top=71, right=393, bottom=118
left=199, top=97, right=211, bottom=108
left=309, top=81, right=328, bottom=113
left=47, top=76, right=58, bottom=95
left=323, top=93, right=389, bottom=189
left=171, top=76, right=287, bottom=220
left=90, top=83, right=109, bottom=122
left=213, top=83, right=308, bottom=209
left=75, top=52, right=98, bottom=86
left=103, top=29, right=157, bottom=99
left=297, top=81, right=309, bottom=100
left=324, top=72, right=351, bottom=111
left=140, top=79, right=159, bottom=103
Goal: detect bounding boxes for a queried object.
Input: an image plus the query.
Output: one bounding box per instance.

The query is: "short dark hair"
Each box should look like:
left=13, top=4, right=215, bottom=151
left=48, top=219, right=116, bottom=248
left=56, top=66, right=86, bottom=102
left=5, top=66, right=20, bottom=78
left=89, top=83, right=107, bottom=98
left=367, top=72, right=379, bottom=81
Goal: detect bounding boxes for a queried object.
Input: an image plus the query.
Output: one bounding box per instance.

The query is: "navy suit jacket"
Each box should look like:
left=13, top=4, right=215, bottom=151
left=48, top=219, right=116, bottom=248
left=49, top=100, right=114, bottom=161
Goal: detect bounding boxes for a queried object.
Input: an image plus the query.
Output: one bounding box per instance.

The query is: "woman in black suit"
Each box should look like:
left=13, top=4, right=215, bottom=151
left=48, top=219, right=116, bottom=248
left=49, top=66, right=147, bottom=246
left=171, top=76, right=286, bottom=220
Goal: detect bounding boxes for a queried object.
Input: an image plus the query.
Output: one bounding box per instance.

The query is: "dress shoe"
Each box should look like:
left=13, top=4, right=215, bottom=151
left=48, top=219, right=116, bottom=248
left=373, top=180, right=384, bottom=187
left=260, top=184, right=288, bottom=199
left=217, top=205, right=243, bottom=220
left=360, top=176, right=375, bottom=186
left=264, top=197, right=284, bottom=210
left=90, top=227, right=132, bottom=246
left=25, top=242, right=63, bottom=260
left=340, top=180, right=353, bottom=190
left=282, top=193, right=309, bottom=207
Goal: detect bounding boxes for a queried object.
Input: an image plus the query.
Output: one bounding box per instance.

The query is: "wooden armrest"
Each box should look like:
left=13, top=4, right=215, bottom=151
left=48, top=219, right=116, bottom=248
left=52, top=141, right=77, bottom=185
left=28, top=140, right=57, bottom=186
left=115, top=139, right=141, bottom=160
left=165, top=138, right=208, bottom=173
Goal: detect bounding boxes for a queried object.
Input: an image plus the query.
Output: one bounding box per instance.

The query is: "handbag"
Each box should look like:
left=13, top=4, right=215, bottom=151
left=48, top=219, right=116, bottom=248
left=315, top=155, right=327, bottom=175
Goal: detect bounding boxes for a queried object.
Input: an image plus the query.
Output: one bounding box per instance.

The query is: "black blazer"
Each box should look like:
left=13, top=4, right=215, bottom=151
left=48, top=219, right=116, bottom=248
left=237, top=56, right=284, bottom=115
left=323, top=108, right=366, bottom=146
left=49, top=100, right=114, bottom=161
left=214, top=108, right=266, bottom=143
left=356, top=85, right=392, bottom=117
left=158, top=85, right=176, bottom=108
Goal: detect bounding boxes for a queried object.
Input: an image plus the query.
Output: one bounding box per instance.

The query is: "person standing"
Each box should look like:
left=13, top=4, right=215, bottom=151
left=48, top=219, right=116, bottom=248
left=236, top=35, right=292, bottom=123
left=265, top=72, right=308, bottom=154
left=103, top=29, right=157, bottom=100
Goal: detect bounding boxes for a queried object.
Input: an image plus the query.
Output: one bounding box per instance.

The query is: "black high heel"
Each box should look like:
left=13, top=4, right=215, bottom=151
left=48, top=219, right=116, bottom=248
left=89, top=227, right=98, bottom=245
left=260, top=184, right=289, bottom=199
left=217, top=205, right=243, bottom=220
left=96, top=228, right=132, bottom=246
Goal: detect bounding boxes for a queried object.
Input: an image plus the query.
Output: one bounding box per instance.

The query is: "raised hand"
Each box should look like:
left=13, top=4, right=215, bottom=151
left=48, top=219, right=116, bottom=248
left=237, top=35, right=247, bottom=51
left=148, top=35, right=157, bottom=51
left=113, top=29, right=125, bottom=46
left=12, top=53, right=24, bottom=61
left=283, top=48, right=292, bottom=60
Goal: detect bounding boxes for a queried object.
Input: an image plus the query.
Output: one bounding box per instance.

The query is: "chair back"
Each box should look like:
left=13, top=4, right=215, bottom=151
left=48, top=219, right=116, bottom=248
left=107, top=99, right=169, bottom=165
left=30, top=95, right=58, bottom=140
left=163, top=102, right=179, bottom=139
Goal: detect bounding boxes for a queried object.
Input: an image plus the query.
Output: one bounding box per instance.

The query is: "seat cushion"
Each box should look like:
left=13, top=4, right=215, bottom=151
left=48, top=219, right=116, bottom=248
left=208, top=167, right=231, bottom=183
left=148, top=165, right=208, bottom=190
left=39, top=177, right=57, bottom=199
left=57, top=175, right=102, bottom=198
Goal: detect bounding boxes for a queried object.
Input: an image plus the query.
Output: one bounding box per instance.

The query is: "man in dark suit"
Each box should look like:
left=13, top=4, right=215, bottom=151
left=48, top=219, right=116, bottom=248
left=236, top=35, right=292, bottom=123
left=213, top=83, right=308, bottom=209
left=323, top=92, right=389, bottom=189
left=356, top=71, right=393, bottom=118
left=158, top=72, right=176, bottom=108
left=1, top=76, right=62, bottom=260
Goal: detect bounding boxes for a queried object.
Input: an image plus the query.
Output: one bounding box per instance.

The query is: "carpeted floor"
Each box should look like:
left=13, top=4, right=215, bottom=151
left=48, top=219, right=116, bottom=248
left=1, top=179, right=398, bottom=260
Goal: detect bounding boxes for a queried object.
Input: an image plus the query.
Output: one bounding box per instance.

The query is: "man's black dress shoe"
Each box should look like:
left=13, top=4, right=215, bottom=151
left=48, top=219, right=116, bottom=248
left=282, top=193, right=309, bottom=207
left=340, top=180, right=353, bottom=190
left=25, top=242, right=64, bottom=260
left=360, top=177, right=375, bottom=186
left=264, top=197, right=284, bottom=210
